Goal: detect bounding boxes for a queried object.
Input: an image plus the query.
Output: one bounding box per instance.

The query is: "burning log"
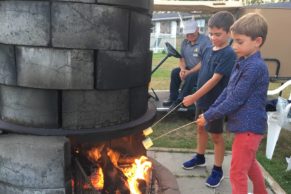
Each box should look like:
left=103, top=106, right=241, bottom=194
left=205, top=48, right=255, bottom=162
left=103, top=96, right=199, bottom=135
left=99, top=147, right=130, bottom=194
left=137, top=179, right=147, bottom=194
left=77, top=150, right=98, bottom=176
left=75, top=145, right=153, bottom=194
left=118, top=156, right=136, bottom=166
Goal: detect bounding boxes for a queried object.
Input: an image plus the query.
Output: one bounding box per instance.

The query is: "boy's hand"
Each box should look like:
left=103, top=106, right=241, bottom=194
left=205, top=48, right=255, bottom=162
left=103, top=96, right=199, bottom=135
left=182, top=94, right=197, bottom=107
left=195, top=114, right=206, bottom=127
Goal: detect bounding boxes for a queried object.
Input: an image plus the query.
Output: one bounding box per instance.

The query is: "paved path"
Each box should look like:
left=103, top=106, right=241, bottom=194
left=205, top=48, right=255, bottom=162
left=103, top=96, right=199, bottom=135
left=148, top=148, right=285, bottom=194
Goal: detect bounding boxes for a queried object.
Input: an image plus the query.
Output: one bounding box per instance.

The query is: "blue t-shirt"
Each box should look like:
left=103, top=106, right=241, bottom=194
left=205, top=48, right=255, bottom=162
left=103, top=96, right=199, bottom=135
left=180, top=34, right=211, bottom=69
left=204, top=52, right=269, bottom=134
left=196, top=45, right=236, bottom=109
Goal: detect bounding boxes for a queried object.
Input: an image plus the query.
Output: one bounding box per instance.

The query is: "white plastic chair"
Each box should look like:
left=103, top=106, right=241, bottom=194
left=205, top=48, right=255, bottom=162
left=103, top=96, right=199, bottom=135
left=266, top=80, right=291, bottom=159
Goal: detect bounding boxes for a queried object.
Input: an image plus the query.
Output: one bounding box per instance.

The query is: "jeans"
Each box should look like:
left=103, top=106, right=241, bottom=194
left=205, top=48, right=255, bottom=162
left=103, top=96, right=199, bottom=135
left=230, top=132, right=268, bottom=194
left=169, top=67, right=198, bottom=102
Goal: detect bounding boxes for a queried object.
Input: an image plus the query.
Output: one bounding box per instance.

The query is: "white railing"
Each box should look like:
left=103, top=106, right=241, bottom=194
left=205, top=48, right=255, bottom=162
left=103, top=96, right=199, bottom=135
left=150, top=33, right=176, bottom=53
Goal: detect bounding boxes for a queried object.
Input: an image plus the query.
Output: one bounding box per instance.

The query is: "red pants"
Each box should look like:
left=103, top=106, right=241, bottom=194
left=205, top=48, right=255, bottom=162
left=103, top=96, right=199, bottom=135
left=230, top=132, right=268, bottom=194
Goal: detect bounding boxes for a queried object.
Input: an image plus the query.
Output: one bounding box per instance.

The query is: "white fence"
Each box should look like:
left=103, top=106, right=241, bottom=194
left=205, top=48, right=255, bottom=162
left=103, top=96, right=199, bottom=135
left=150, top=33, right=176, bottom=53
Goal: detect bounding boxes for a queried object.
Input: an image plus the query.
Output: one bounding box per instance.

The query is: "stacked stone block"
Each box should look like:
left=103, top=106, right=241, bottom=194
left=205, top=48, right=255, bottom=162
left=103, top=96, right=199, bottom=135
left=0, top=0, right=152, bottom=130
left=0, top=0, right=153, bottom=193
left=0, top=134, right=71, bottom=194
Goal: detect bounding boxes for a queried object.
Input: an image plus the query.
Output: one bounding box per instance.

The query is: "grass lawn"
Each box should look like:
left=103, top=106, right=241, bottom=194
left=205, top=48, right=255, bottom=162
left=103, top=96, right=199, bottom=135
left=150, top=52, right=291, bottom=193
left=150, top=53, right=180, bottom=90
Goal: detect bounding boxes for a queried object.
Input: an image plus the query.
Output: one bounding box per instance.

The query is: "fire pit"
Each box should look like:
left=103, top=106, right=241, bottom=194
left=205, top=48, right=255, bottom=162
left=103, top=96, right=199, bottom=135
left=73, top=145, right=152, bottom=194
left=0, top=1, right=157, bottom=194
left=70, top=132, right=155, bottom=194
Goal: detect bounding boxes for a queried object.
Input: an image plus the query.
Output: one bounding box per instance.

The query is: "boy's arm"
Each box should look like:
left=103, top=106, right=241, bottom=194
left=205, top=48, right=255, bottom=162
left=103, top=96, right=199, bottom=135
left=183, top=73, right=223, bottom=107
left=196, top=88, right=227, bottom=127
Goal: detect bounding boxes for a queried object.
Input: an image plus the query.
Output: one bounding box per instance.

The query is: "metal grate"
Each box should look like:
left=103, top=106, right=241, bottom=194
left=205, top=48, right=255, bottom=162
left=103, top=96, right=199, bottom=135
left=73, top=158, right=101, bottom=194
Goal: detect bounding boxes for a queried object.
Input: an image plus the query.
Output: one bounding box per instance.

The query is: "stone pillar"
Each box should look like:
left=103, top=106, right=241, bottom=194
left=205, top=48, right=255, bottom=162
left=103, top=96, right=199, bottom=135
left=0, top=134, right=71, bottom=194
left=0, top=1, right=153, bottom=193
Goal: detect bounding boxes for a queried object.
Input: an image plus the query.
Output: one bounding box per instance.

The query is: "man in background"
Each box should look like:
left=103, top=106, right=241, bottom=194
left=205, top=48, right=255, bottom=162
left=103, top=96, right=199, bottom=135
left=163, top=19, right=211, bottom=109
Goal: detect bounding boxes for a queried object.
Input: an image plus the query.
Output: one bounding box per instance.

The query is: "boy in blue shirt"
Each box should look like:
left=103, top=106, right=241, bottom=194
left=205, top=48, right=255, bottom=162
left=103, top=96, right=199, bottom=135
left=196, top=13, right=269, bottom=194
left=182, top=11, right=236, bottom=188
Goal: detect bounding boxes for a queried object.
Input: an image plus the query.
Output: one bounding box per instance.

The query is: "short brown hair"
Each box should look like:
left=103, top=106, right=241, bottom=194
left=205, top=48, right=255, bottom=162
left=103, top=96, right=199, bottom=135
left=208, top=11, right=235, bottom=32
left=231, top=13, right=268, bottom=46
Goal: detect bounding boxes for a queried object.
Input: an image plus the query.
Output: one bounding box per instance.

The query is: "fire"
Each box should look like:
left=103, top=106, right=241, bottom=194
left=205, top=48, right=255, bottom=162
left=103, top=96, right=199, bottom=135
left=90, top=167, right=104, bottom=190
left=123, top=156, right=152, bottom=194
left=87, top=147, right=152, bottom=194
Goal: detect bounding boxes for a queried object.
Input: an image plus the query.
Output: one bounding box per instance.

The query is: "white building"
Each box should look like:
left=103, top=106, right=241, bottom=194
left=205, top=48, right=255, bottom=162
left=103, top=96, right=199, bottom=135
left=151, top=12, right=208, bottom=53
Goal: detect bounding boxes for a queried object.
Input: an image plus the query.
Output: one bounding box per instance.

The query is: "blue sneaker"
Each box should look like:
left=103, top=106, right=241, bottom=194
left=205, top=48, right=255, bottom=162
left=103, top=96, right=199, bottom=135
left=182, top=155, right=206, bottom=170
left=205, top=169, right=224, bottom=188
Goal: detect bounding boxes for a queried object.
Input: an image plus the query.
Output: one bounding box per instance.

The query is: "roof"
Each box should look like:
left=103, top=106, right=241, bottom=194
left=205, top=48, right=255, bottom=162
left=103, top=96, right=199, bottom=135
left=152, top=12, right=193, bottom=21
left=246, top=2, right=291, bottom=9
left=153, top=0, right=242, bottom=14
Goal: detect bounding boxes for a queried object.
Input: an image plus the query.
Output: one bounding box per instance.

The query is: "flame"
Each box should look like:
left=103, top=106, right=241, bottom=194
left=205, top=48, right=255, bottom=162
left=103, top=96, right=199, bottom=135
left=123, top=156, right=152, bottom=194
left=87, top=147, right=152, bottom=194
left=90, top=167, right=104, bottom=190
left=107, top=148, right=120, bottom=166
left=87, top=147, right=102, bottom=161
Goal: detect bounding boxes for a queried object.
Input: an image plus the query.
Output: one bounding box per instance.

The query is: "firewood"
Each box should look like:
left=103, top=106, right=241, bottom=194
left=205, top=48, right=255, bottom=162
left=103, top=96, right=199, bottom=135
left=99, top=147, right=130, bottom=194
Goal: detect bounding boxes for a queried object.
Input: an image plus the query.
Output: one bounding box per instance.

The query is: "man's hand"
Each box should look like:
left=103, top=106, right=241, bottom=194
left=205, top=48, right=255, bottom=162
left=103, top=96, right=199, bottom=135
left=195, top=114, right=206, bottom=127
left=182, top=94, right=197, bottom=107
left=179, top=69, right=186, bottom=80
left=180, top=69, right=192, bottom=80
left=183, top=70, right=191, bottom=78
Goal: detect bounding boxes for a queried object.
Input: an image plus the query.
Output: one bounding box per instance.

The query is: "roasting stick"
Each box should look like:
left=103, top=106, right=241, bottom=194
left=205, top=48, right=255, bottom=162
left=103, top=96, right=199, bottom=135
left=152, top=121, right=196, bottom=141
left=151, top=102, right=183, bottom=128
left=142, top=102, right=196, bottom=149
left=142, top=102, right=183, bottom=138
